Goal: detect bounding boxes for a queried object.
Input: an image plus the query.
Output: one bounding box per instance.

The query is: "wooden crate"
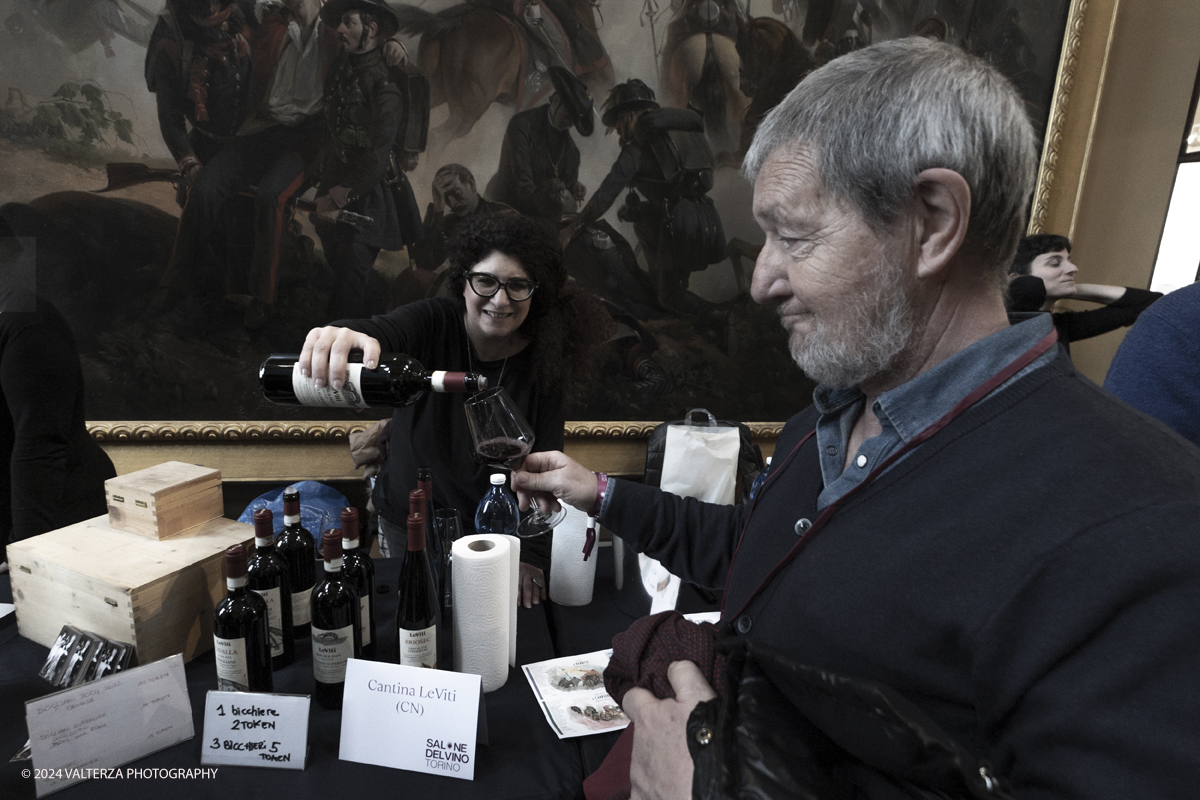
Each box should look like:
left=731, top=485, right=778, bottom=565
left=8, top=514, right=253, bottom=664
left=106, top=461, right=223, bottom=539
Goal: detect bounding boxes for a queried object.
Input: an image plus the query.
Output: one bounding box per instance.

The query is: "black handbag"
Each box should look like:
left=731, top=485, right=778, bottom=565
left=687, top=638, right=1015, bottom=800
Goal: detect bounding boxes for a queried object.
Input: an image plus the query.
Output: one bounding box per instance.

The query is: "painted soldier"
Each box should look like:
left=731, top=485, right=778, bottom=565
left=145, top=0, right=253, bottom=184
left=485, top=66, right=593, bottom=236
left=567, top=79, right=726, bottom=317
left=313, top=0, right=408, bottom=319
left=145, top=0, right=255, bottom=325
left=410, top=164, right=512, bottom=275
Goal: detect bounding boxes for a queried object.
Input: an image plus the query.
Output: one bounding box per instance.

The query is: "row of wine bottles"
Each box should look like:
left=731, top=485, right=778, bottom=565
left=213, top=482, right=455, bottom=710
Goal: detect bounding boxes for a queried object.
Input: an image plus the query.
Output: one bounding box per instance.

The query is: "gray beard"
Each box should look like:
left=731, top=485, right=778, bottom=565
left=788, top=254, right=918, bottom=389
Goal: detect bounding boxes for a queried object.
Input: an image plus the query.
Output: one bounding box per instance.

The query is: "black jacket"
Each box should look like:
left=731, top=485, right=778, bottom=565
left=1, top=295, right=115, bottom=561
left=602, top=349, right=1200, bottom=798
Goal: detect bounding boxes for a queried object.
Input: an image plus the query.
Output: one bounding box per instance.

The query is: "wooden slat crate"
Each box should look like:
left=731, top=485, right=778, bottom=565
left=105, top=461, right=223, bottom=539
left=8, top=514, right=253, bottom=664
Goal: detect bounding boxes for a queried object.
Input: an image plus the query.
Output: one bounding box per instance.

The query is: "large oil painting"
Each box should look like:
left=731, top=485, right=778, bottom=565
left=0, top=0, right=1078, bottom=427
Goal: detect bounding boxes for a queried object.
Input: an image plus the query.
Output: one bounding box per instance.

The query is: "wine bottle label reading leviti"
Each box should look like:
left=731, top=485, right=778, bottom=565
left=214, top=635, right=250, bottom=692
left=312, top=624, right=355, bottom=683
left=399, top=625, right=437, bottom=669
left=252, top=587, right=285, bottom=657
left=291, top=364, right=369, bottom=408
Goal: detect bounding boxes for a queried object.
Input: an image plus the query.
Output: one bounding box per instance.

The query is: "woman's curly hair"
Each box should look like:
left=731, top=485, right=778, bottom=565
left=446, top=211, right=613, bottom=394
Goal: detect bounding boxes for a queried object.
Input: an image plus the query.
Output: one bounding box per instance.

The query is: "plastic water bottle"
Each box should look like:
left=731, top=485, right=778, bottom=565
left=475, top=473, right=519, bottom=536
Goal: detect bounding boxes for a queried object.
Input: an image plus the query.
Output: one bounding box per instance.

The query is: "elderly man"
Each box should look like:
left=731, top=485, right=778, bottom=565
left=512, top=38, right=1200, bottom=798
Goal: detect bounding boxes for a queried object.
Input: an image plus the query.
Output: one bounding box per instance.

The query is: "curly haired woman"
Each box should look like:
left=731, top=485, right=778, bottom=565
left=300, top=211, right=612, bottom=605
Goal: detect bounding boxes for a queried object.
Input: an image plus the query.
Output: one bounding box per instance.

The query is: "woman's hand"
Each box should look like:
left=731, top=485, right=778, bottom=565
left=299, top=326, right=382, bottom=389
left=518, top=562, right=547, bottom=608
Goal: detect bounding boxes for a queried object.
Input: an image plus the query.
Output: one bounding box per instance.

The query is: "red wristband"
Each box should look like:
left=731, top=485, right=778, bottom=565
left=590, top=472, right=608, bottom=518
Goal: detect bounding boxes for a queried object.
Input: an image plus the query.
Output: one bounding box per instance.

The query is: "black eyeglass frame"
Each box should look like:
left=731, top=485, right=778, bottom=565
left=464, top=271, right=539, bottom=302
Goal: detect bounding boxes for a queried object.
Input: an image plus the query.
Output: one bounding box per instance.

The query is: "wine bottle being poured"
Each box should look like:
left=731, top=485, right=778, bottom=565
left=260, top=352, right=487, bottom=408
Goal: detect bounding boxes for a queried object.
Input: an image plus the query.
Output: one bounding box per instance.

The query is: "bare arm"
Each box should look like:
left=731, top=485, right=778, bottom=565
left=1070, top=284, right=1127, bottom=305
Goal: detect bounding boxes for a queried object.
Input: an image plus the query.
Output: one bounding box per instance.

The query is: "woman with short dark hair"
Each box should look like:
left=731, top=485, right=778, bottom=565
left=301, top=211, right=612, bottom=606
left=1008, top=234, right=1161, bottom=344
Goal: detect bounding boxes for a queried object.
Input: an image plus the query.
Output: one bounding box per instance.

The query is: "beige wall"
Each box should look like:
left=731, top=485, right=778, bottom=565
left=1049, top=0, right=1200, bottom=383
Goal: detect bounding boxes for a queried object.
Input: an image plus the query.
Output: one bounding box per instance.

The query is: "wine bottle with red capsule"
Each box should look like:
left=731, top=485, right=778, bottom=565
left=396, top=512, right=439, bottom=670
left=214, top=544, right=273, bottom=692
left=246, top=509, right=294, bottom=669
left=260, top=353, right=487, bottom=408
left=275, top=486, right=316, bottom=639
left=311, top=530, right=362, bottom=709
left=340, top=507, right=376, bottom=661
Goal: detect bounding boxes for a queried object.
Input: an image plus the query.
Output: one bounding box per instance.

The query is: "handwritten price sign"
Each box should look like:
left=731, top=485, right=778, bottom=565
left=200, top=692, right=310, bottom=770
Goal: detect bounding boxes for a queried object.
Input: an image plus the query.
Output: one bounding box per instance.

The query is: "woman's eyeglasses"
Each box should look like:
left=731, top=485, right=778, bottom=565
left=465, top=272, right=538, bottom=302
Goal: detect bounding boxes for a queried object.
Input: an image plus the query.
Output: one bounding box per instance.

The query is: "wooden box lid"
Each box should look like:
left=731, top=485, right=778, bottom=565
left=105, top=461, right=223, bottom=539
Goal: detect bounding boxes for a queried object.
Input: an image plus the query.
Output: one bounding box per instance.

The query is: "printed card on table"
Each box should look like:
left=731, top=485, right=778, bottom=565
left=339, top=658, right=482, bottom=780
left=523, top=649, right=630, bottom=739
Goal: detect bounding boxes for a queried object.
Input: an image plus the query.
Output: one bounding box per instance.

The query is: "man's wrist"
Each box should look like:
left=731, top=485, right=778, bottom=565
left=590, top=472, right=608, bottom=518
left=178, top=155, right=200, bottom=173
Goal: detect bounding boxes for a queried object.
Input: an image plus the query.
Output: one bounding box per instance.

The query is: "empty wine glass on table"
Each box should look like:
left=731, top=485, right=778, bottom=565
left=463, top=387, right=566, bottom=537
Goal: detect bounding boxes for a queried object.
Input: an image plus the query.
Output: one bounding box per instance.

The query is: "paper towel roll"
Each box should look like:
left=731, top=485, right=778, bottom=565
left=452, top=534, right=513, bottom=692
left=549, top=505, right=596, bottom=605
left=502, top=535, right=520, bottom=668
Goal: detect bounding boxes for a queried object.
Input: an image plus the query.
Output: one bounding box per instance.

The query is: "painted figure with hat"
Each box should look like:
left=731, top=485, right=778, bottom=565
left=566, top=79, right=726, bottom=317
left=485, top=66, right=594, bottom=236
left=312, top=0, right=414, bottom=319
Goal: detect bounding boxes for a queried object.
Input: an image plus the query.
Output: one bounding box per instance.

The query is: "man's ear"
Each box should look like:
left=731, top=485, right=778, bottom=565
left=912, top=168, right=970, bottom=281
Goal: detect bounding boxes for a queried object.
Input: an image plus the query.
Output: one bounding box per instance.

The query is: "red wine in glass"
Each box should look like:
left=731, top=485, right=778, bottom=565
left=475, top=437, right=532, bottom=469
left=464, top=388, right=535, bottom=470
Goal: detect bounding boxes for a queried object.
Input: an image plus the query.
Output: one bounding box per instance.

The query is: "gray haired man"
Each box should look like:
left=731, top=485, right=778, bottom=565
left=513, top=37, right=1200, bottom=798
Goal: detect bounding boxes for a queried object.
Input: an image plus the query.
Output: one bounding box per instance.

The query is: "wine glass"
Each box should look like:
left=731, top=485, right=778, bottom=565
left=464, top=387, right=535, bottom=469
left=463, top=387, right=565, bottom=537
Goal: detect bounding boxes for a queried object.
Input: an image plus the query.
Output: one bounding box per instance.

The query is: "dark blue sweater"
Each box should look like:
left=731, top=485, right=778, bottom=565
left=604, top=350, right=1200, bottom=799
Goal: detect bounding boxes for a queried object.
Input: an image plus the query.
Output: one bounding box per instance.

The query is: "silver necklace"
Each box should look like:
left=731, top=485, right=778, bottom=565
left=466, top=340, right=508, bottom=388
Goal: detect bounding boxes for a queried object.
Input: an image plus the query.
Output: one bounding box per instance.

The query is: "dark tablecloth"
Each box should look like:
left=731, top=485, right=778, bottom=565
left=0, top=558, right=588, bottom=800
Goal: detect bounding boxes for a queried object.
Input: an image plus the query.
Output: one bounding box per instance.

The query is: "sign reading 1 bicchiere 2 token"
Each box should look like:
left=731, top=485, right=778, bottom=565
left=338, top=658, right=482, bottom=780
left=200, top=691, right=310, bottom=769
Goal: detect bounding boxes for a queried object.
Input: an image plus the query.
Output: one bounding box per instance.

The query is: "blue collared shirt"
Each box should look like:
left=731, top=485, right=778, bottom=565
left=813, top=313, right=1057, bottom=509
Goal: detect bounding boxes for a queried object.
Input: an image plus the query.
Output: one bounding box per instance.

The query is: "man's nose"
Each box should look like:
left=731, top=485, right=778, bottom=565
left=750, top=244, right=789, bottom=306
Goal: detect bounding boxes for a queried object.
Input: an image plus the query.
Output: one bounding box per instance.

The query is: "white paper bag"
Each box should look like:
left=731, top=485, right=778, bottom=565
left=641, top=409, right=740, bottom=613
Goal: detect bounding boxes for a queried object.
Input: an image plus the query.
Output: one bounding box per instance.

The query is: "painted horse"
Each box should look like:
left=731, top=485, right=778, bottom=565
left=394, top=0, right=614, bottom=150
left=659, top=0, right=747, bottom=154
left=735, top=14, right=814, bottom=156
